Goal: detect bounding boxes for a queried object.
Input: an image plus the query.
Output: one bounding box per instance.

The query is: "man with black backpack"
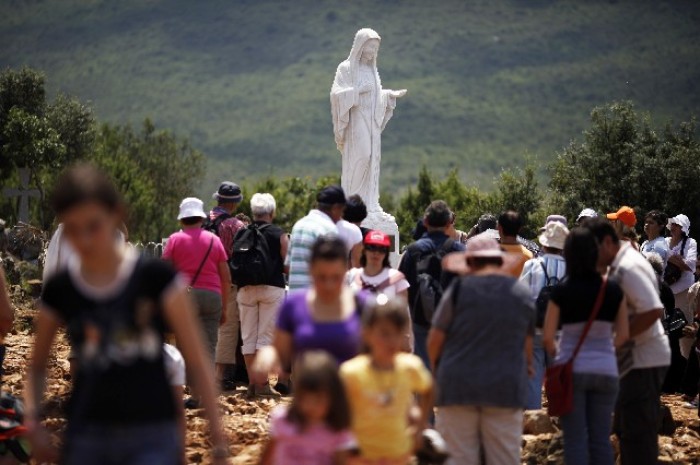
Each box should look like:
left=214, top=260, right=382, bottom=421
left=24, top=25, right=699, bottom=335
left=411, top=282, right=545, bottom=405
left=519, top=219, right=569, bottom=409
left=204, top=181, right=246, bottom=389
left=399, top=200, right=465, bottom=370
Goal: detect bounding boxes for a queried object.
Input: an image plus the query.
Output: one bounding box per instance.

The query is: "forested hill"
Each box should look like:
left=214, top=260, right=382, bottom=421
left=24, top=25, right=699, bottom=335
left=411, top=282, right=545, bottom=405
left=2, top=0, right=699, bottom=194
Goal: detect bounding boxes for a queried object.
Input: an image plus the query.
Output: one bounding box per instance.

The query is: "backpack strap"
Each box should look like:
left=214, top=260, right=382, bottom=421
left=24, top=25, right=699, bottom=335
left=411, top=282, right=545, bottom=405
left=539, top=259, right=552, bottom=285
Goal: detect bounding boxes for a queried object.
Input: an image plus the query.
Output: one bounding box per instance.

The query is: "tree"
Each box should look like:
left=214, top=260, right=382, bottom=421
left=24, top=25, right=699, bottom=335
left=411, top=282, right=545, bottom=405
left=549, top=101, right=700, bottom=238
left=486, top=162, right=543, bottom=238
left=0, top=67, right=95, bottom=226
left=90, top=120, right=206, bottom=242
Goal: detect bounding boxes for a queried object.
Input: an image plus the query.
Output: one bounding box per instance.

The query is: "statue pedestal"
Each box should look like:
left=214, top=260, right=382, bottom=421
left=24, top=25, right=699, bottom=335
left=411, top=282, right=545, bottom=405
left=362, top=211, right=400, bottom=267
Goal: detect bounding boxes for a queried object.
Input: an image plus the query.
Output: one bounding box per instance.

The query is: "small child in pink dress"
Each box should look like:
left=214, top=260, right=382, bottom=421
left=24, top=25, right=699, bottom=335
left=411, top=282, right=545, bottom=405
left=259, top=351, right=356, bottom=465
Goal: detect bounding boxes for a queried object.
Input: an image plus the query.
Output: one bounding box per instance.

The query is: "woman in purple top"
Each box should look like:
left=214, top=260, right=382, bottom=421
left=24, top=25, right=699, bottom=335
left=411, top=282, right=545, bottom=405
left=255, top=237, right=364, bottom=386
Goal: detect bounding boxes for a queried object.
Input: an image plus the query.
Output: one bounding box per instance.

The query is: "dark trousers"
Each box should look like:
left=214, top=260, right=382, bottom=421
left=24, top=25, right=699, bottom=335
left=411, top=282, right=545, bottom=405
left=614, top=366, right=667, bottom=465
left=680, top=348, right=699, bottom=398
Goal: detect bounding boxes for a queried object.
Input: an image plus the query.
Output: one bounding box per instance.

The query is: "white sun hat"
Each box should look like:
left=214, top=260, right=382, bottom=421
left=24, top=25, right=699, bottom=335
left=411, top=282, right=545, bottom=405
left=668, top=214, right=690, bottom=236
left=539, top=221, right=570, bottom=250
left=177, top=197, right=207, bottom=220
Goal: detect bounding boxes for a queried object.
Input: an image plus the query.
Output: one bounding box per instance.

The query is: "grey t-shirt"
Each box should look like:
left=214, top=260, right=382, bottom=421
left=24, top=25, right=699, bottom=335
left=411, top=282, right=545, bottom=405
left=432, top=274, right=535, bottom=409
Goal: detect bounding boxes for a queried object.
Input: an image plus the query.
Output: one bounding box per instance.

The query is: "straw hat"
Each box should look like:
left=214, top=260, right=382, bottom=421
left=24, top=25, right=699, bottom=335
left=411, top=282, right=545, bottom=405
left=442, top=236, right=520, bottom=275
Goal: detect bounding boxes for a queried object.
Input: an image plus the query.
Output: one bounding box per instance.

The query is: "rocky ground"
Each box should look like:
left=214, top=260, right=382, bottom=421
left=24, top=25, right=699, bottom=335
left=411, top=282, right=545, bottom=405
left=4, top=286, right=700, bottom=465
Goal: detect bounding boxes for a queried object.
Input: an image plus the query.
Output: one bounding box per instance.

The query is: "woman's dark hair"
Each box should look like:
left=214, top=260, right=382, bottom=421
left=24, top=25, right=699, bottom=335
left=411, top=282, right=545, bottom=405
left=180, top=216, right=204, bottom=226
left=645, top=210, right=668, bottom=228
left=51, top=164, right=122, bottom=215
left=286, top=351, right=350, bottom=431
left=309, top=236, right=348, bottom=264
left=583, top=217, right=620, bottom=245
left=362, top=297, right=409, bottom=330
left=466, top=256, right=503, bottom=269
left=343, top=194, right=367, bottom=224
left=359, top=246, right=391, bottom=268
left=564, top=227, right=599, bottom=279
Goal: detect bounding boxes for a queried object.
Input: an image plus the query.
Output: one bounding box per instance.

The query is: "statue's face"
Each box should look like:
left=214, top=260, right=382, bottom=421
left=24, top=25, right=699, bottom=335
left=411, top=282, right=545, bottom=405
left=360, top=39, right=380, bottom=63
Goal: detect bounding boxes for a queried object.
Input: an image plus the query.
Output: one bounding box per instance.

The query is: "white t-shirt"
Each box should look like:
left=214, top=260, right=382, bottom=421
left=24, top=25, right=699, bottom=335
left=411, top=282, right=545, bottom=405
left=665, top=236, right=698, bottom=294
left=163, top=343, right=186, bottom=386
left=336, top=220, right=363, bottom=254
left=43, top=224, right=76, bottom=281
left=346, top=267, right=410, bottom=298
left=609, top=242, right=670, bottom=369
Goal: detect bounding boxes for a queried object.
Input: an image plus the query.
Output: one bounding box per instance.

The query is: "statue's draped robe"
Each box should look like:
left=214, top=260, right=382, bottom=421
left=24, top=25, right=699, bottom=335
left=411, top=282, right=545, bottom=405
left=331, top=29, right=397, bottom=213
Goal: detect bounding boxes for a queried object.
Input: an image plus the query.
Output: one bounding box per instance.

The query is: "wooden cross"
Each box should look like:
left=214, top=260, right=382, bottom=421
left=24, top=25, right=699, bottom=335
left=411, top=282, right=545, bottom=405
left=2, top=167, right=40, bottom=223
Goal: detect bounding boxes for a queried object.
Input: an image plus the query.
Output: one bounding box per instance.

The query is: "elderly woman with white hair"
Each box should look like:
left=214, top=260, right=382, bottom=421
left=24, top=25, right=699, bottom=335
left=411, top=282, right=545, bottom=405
left=236, top=193, right=289, bottom=398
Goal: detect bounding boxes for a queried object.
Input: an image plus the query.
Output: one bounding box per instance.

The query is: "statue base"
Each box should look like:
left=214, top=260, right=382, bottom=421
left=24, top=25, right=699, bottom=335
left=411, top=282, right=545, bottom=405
left=362, top=210, right=401, bottom=267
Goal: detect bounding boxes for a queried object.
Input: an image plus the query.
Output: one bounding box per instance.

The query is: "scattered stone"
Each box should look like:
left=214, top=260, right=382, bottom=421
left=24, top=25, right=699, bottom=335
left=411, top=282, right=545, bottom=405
left=523, top=410, right=558, bottom=435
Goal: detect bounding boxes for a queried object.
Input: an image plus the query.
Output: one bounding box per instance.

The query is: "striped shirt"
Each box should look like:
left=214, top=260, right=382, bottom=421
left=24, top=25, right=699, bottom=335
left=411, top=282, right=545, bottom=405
left=519, top=254, right=567, bottom=302
left=287, top=210, right=338, bottom=291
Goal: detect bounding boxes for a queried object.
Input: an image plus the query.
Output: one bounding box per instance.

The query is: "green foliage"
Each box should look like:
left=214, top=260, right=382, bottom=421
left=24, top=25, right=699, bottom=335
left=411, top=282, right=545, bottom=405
left=549, top=101, right=700, bottom=238
left=90, top=120, right=206, bottom=242
left=3, top=1, right=700, bottom=195
left=394, top=163, right=543, bottom=243
left=0, top=67, right=96, bottom=225
left=236, top=175, right=341, bottom=234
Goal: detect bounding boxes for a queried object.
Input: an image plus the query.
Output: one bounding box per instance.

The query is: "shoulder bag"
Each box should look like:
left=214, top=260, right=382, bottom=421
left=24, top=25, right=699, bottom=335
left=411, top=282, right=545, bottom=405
left=187, top=237, right=214, bottom=293
left=545, top=276, right=607, bottom=417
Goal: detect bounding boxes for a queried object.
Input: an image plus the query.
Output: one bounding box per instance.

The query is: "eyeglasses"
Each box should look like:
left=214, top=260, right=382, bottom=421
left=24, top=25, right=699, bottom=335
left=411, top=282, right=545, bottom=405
left=365, top=245, right=389, bottom=253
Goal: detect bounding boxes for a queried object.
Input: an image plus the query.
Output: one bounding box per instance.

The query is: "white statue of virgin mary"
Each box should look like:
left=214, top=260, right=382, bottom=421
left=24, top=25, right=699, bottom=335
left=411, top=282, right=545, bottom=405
left=330, top=28, right=406, bottom=216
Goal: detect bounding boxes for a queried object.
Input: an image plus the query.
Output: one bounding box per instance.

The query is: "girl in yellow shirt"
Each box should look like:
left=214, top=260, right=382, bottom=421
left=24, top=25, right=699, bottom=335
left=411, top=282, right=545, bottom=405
left=340, top=297, right=434, bottom=464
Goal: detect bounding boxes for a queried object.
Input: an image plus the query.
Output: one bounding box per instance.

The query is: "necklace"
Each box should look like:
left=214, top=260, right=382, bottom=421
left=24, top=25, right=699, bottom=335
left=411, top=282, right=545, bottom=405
left=371, top=360, right=396, bottom=407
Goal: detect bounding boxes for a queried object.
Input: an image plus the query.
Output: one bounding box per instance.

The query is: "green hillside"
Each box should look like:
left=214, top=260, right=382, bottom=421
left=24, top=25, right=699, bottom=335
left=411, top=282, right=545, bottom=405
left=2, top=0, right=699, bottom=195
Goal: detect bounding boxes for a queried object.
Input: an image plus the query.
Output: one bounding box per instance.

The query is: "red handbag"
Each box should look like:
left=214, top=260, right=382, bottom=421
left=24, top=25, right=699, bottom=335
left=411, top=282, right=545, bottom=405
left=545, top=277, right=607, bottom=417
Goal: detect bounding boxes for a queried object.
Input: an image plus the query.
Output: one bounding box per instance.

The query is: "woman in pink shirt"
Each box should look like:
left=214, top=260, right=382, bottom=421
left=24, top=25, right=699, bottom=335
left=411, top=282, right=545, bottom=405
left=163, top=197, right=231, bottom=364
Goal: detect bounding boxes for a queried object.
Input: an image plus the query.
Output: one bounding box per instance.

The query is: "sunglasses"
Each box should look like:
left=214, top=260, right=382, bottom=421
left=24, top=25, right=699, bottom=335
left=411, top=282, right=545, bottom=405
left=365, top=245, right=389, bottom=253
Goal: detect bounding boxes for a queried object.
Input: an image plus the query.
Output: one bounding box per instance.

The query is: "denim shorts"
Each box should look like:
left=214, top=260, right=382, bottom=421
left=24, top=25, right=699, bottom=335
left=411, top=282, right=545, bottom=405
left=63, top=421, right=181, bottom=465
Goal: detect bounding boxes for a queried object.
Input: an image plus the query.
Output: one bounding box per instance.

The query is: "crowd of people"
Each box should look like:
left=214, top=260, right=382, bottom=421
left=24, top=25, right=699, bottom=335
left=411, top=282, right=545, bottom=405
left=0, top=162, right=698, bottom=465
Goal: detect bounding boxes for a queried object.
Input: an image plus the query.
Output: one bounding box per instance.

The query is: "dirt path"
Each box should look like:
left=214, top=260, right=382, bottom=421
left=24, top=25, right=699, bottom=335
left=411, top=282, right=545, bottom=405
left=4, top=297, right=700, bottom=464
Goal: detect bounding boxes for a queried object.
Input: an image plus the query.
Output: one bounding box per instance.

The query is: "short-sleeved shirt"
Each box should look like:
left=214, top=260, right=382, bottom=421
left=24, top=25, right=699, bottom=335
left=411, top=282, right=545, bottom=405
left=209, top=207, right=245, bottom=258
left=501, top=243, right=534, bottom=278
left=41, top=250, right=180, bottom=427
left=550, top=276, right=624, bottom=377
left=432, top=274, right=535, bottom=409
left=609, top=242, right=670, bottom=369
left=519, top=254, right=567, bottom=302
left=269, top=405, right=356, bottom=465
left=162, top=228, right=227, bottom=294
left=641, top=236, right=669, bottom=265
left=276, top=290, right=363, bottom=364
left=337, top=220, right=363, bottom=254
left=346, top=268, right=409, bottom=299
left=163, top=343, right=186, bottom=386
left=340, top=354, right=432, bottom=459
left=665, top=236, right=698, bottom=294
left=287, top=210, right=338, bottom=291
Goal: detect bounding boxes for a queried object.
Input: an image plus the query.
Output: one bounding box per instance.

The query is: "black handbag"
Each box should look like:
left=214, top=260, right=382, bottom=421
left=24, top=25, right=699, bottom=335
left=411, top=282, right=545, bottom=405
left=662, top=307, right=688, bottom=336
left=664, top=237, right=688, bottom=286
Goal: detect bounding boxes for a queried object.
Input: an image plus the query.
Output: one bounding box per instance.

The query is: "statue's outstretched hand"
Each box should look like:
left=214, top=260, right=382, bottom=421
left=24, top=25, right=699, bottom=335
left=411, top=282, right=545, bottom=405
left=390, top=89, right=407, bottom=98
